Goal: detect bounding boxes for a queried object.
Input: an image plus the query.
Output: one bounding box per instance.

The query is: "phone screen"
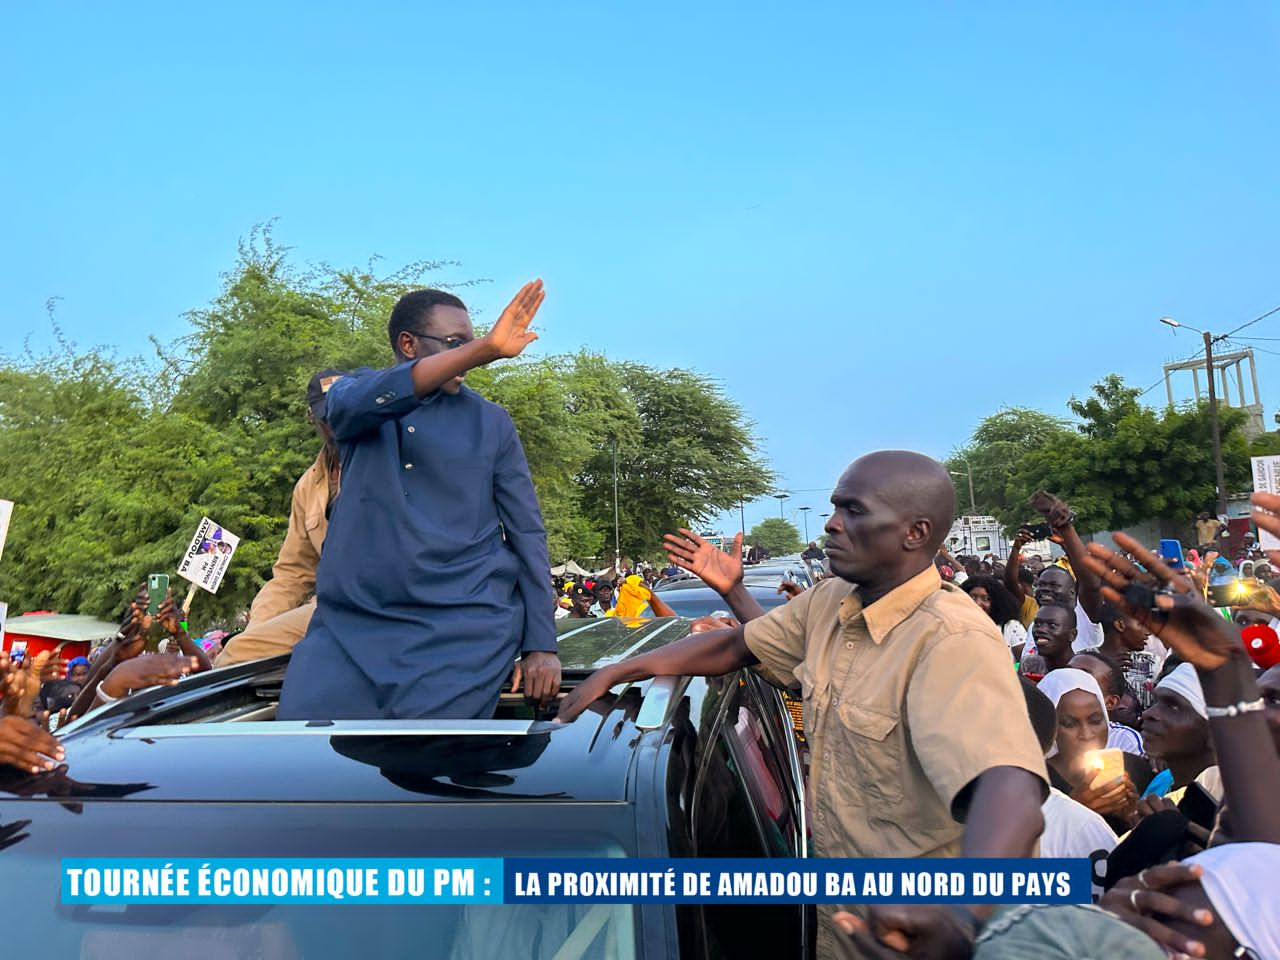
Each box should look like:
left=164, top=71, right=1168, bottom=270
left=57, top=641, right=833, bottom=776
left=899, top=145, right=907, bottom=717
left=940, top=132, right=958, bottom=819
left=147, top=574, right=169, bottom=615
left=1085, top=748, right=1125, bottom=787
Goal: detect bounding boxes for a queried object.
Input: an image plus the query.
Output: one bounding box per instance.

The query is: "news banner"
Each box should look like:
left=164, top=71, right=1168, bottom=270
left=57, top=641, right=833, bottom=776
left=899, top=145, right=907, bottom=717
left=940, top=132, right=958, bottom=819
left=62, top=858, right=1090, bottom=905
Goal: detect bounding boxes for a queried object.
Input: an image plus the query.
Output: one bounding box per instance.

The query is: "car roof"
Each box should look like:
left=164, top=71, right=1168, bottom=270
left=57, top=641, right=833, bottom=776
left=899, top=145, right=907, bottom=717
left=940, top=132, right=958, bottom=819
left=2, top=619, right=711, bottom=806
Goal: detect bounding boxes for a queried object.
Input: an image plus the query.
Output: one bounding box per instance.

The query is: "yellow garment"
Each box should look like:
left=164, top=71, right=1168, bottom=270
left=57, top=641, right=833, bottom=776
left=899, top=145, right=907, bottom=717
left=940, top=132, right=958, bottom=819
left=606, top=575, right=652, bottom=618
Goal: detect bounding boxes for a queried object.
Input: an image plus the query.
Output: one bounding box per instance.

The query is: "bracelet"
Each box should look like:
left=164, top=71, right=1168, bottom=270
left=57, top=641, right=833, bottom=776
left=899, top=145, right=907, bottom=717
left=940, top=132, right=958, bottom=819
left=94, top=686, right=119, bottom=704
left=1205, top=698, right=1265, bottom=718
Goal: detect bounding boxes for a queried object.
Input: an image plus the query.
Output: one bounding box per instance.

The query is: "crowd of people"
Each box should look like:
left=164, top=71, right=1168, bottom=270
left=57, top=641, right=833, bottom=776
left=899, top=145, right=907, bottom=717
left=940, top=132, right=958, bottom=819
left=2, top=280, right=1279, bottom=959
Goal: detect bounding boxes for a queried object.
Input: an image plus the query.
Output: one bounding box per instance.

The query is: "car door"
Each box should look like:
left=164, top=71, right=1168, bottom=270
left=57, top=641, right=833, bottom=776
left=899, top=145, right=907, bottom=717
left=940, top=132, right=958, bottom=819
left=689, top=673, right=810, bottom=959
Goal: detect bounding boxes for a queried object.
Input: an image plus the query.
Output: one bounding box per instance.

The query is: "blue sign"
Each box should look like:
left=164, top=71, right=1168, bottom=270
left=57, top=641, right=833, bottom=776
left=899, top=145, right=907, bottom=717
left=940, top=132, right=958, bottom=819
left=61, top=857, right=1091, bottom=906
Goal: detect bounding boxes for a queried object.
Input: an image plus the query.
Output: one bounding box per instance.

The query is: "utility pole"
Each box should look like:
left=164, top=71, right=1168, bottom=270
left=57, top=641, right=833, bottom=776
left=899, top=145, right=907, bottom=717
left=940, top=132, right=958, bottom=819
left=1204, top=330, right=1226, bottom=517
left=612, top=436, right=621, bottom=572
left=1160, top=317, right=1227, bottom=517
left=799, top=506, right=812, bottom=541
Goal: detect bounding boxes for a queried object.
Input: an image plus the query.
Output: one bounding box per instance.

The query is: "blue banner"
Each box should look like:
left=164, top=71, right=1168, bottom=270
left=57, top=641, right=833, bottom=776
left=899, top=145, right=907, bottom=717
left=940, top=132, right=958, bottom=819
left=505, top=858, right=1090, bottom=904
left=61, top=857, right=1091, bottom=905
left=61, top=858, right=503, bottom=904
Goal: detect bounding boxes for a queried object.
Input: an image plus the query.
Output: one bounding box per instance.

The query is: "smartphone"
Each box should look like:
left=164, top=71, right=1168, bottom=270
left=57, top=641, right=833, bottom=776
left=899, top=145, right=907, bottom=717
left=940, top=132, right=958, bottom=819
left=1177, top=782, right=1218, bottom=831
left=147, top=574, right=169, bottom=615
left=1024, top=522, right=1053, bottom=540
left=1158, top=539, right=1186, bottom=570
left=1085, top=747, right=1125, bottom=788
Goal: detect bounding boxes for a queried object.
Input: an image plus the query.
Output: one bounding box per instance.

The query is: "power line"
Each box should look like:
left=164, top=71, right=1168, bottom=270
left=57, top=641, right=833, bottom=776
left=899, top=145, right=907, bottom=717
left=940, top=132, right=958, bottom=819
left=1220, top=303, right=1280, bottom=340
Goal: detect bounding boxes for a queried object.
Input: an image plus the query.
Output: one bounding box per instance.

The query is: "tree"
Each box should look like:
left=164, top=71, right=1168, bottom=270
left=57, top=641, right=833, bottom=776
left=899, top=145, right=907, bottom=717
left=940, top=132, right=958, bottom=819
left=998, top=390, right=1250, bottom=534
left=0, top=232, right=778, bottom=627
left=947, top=407, right=1073, bottom=517
left=748, top=518, right=803, bottom=557
left=576, top=360, right=776, bottom=560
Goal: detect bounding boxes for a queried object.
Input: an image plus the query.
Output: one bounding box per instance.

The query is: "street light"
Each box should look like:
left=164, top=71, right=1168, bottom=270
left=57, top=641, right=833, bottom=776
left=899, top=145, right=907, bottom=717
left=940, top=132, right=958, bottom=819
left=773, top=492, right=789, bottom=519
left=949, top=459, right=976, bottom=515
left=798, top=506, right=812, bottom=541
left=1161, top=316, right=1226, bottom=516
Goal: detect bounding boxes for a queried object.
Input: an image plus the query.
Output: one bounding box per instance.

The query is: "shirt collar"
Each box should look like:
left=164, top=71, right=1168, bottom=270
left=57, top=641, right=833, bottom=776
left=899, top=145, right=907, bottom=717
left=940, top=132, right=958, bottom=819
left=838, top=565, right=943, bottom=644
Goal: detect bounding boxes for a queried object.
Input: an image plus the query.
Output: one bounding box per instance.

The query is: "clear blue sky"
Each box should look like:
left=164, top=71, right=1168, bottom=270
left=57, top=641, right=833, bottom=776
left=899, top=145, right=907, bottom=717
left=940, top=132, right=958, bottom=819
left=4, top=2, right=1279, bottom=539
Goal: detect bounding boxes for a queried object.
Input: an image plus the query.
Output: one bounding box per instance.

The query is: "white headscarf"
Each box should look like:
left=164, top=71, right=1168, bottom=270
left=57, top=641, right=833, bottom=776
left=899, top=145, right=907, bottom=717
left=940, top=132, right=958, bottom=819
left=1183, top=843, right=1280, bottom=959
left=1155, top=662, right=1208, bottom=719
left=1035, top=668, right=1110, bottom=759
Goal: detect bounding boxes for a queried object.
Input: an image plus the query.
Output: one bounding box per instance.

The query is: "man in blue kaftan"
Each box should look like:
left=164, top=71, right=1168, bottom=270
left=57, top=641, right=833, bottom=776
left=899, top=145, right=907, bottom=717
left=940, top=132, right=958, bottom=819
left=278, top=281, right=560, bottom=719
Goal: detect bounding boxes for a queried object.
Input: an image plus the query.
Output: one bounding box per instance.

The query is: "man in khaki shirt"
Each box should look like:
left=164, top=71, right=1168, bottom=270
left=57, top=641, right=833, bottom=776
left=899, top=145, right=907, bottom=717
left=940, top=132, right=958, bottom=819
left=559, top=451, right=1048, bottom=960
left=216, top=370, right=344, bottom=666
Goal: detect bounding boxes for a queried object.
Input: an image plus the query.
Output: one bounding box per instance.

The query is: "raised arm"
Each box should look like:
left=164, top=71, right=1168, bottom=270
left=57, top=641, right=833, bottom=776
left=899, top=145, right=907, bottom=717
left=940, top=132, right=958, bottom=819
left=327, top=281, right=546, bottom=441
left=1033, top=491, right=1102, bottom=621
left=1084, top=531, right=1280, bottom=844
left=1004, top=528, right=1031, bottom=601
left=556, top=626, right=757, bottom=722
left=662, top=529, right=769, bottom=623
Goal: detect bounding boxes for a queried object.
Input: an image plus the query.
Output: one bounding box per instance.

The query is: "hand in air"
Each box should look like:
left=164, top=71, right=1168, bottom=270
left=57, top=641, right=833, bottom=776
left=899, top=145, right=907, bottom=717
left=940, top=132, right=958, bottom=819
left=100, top=655, right=201, bottom=699
left=662, top=529, right=744, bottom=596
left=1082, top=533, right=1242, bottom=670
left=483, top=280, right=544, bottom=360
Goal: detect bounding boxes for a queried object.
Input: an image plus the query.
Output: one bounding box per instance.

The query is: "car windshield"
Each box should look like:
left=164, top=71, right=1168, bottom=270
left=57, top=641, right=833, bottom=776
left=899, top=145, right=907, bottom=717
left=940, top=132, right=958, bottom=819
left=2, top=802, right=637, bottom=960
left=655, top=588, right=787, bottom=620
left=741, top=565, right=809, bottom=587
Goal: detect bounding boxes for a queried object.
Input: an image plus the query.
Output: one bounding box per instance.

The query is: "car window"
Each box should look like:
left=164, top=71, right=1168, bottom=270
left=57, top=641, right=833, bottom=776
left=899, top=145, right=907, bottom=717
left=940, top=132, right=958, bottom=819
left=691, top=676, right=804, bottom=958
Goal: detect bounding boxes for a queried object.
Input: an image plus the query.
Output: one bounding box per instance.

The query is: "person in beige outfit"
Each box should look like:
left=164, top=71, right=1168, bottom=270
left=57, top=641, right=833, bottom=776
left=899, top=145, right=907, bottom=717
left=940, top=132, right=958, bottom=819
left=215, top=370, right=344, bottom=666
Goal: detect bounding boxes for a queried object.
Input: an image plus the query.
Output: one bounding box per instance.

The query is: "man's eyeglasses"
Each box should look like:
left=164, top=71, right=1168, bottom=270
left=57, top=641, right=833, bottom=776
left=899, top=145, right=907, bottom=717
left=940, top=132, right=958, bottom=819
left=407, top=331, right=470, bottom=351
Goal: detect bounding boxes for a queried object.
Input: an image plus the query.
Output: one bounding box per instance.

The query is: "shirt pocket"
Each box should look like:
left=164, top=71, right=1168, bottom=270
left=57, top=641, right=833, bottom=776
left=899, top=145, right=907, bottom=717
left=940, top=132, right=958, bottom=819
left=836, top=701, right=905, bottom=805
left=793, top=660, right=828, bottom=738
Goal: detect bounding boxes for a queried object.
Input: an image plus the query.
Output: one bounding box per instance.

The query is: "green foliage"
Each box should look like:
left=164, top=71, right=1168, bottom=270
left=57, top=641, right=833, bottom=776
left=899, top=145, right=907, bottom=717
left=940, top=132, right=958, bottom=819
left=748, top=518, right=803, bottom=557
left=953, top=374, right=1252, bottom=536
left=1249, top=431, right=1280, bottom=458
left=0, top=232, right=774, bottom=628
left=947, top=407, right=1073, bottom=517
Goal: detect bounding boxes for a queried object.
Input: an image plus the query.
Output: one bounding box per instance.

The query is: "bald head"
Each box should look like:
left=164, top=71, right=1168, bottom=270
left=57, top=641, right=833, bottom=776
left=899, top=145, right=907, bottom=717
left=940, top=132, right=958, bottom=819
left=844, top=451, right=956, bottom=551
left=823, top=450, right=957, bottom=594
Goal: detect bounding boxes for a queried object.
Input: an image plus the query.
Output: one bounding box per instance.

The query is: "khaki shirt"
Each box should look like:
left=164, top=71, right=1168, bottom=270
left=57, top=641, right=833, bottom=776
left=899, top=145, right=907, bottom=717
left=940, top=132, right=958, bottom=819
left=247, top=449, right=335, bottom=625
left=744, top=566, right=1047, bottom=959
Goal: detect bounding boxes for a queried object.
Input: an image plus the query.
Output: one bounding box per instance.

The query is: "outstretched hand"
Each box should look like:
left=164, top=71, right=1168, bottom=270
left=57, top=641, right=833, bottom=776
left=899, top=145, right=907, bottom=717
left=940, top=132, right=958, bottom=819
left=1031, top=490, right=1073, bottom=534
left=483, top=280, right=544, bottom=360
left=662, top=529, right=744, bottom=596
left=0, top=715, right=63, bottom=774
left=1082, top=532, right=1242, bottom=670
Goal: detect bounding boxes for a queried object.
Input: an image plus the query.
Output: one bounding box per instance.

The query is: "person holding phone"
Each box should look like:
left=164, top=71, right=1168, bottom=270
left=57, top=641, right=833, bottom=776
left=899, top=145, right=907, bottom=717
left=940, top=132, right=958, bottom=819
left=277, top=282, right=560, bottom=721
left=1035, top=667, right=1149, bottom=833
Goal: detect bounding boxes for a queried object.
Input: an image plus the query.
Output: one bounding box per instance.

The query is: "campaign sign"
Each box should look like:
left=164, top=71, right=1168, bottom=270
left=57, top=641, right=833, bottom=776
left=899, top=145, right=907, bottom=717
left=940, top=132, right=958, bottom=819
left=62, top=858, right=1092, bottom=906
left=1252, top=456, right=1280, bottom=552
left=0, top=499, right=12, bottom=565
left=175, top=517, right=240, bottom=593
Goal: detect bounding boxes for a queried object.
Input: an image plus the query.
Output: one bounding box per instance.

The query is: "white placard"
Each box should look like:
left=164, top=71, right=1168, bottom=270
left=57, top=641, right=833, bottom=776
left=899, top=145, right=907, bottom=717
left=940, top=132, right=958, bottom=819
left=175, top=517, right=240, bottom=593
left=0, top=500, right=12, bottom=565
left=0, top=601, right=7, bottom=646
left=1251, top=456, right=1280, bottom=552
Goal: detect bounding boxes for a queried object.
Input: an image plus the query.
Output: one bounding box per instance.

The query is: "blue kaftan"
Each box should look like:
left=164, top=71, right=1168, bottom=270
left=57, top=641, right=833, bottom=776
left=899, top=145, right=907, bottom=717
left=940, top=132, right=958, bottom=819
left=276, top=362, right=557, bottom=720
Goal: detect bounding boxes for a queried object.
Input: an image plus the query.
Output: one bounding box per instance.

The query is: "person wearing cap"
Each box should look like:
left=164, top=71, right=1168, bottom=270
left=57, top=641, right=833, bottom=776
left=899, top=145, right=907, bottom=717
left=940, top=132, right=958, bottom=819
left=564, top=583, right=596, bottom=619
left=277, top=282, right=561, bottom=720
left=216, top=369, right=347, bottom=666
